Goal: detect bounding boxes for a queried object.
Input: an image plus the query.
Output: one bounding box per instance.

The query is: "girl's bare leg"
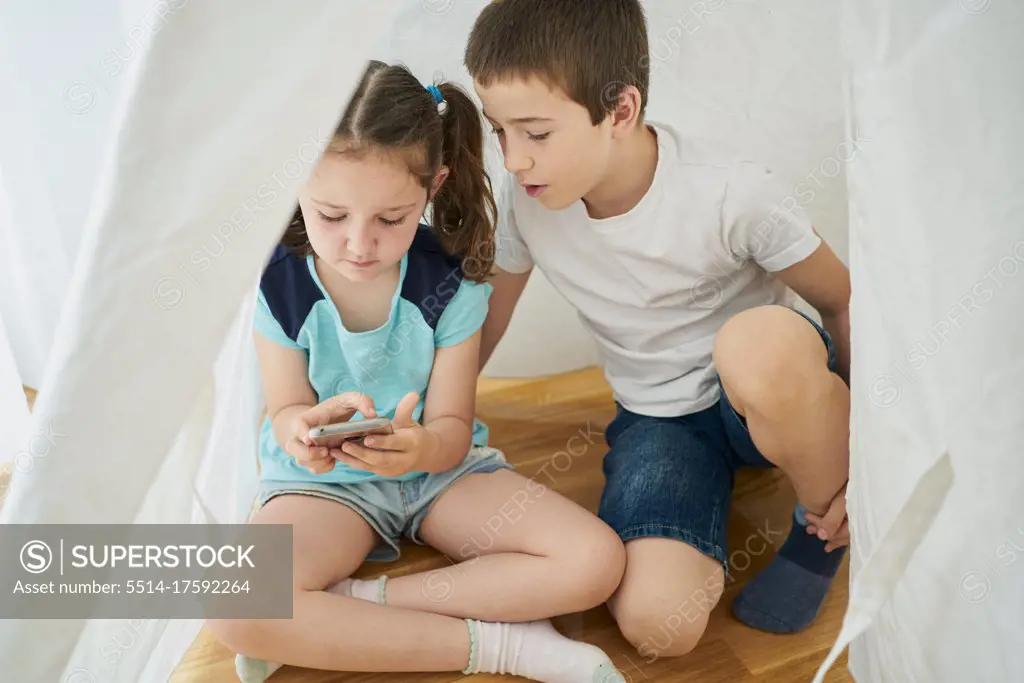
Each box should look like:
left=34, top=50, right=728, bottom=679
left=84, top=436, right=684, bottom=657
left=205, top=493, right=471, bottom=673
left=375, top=468, right=627, bottom=621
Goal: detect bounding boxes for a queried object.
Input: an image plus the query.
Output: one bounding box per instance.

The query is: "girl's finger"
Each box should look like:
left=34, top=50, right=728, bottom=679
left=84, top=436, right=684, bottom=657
left=285, top=436, right=310, bottom=462
left=362, top=431, right=407, bottom=451
left=333, top=451, right=373, bottom=471
left=342, top=440, right=385, bottom=467
left=302, top=458, right=332, bottom=475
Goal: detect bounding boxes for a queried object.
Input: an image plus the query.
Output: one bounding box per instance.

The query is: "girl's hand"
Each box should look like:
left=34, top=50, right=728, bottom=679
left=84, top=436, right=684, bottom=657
left=286, top=392, right=377, bottom=475
left=335, top=392, right=439, bottom=478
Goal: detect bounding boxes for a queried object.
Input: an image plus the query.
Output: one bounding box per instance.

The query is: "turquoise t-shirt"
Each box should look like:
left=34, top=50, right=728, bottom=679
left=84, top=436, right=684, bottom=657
left=253, top=225, right=492, bottom=484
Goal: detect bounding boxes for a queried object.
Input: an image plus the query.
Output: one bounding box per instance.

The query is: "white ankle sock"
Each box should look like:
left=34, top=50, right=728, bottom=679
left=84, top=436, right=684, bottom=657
left=463, top=619, right=625, bottom=683
left=235, top=654, right=282, bottom=683
left=327, top=576, right=386, bottom=603
left=232, top=577, right=386, bottom=683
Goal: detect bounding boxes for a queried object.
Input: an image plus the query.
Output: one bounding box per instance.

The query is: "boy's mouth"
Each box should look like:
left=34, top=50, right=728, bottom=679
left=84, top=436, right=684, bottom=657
left=523, top=184, right=547, bottom=198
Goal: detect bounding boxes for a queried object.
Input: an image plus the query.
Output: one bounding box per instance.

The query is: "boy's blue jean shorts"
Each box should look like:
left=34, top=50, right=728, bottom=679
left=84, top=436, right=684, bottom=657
left=256, top=446, right=513, bottom=562
left=597, top=308, right=838, bottom=574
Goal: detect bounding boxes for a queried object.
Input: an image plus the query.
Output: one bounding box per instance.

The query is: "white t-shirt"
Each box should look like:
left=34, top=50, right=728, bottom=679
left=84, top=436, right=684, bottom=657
left=494, top=122, right=821, bottom=417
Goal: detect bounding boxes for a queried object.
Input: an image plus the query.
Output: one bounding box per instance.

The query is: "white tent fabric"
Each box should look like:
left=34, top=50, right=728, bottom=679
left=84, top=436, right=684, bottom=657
left=814, top=1, right=1024, bottom=681
left=0, top=2, right=404, bottom=681
left=0, top=0, right=1018, bottom=681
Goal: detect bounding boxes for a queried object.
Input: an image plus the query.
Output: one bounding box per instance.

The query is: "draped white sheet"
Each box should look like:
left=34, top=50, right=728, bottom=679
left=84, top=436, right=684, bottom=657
left=814, top=1, right=1024, bottom=681
left=0, top=3, right=402, bottom=681
left=0, top=163, right=32, bottom=465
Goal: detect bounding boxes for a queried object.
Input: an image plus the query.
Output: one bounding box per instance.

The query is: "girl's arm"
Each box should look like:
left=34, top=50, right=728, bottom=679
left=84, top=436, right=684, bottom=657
left=255, top=331, right=320, bottom=449
left=416, top=328, right=483, bottom=473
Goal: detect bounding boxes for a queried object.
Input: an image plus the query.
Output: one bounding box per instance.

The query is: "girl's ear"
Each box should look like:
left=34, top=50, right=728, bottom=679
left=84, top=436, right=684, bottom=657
left=429, top=165, right=450, bottom=201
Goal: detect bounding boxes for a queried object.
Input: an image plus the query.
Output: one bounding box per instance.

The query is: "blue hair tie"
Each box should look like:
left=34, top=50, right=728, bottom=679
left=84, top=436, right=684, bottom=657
left=426, top=84, right=444, bottom=104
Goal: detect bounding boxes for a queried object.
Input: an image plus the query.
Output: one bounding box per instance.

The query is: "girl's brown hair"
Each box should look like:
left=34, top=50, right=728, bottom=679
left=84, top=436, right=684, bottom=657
left=283, top=60, right=496, bottom=282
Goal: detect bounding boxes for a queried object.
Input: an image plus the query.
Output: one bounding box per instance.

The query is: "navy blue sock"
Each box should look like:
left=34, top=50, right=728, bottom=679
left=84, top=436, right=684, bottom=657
left=732, top=504, right=846, bottom=633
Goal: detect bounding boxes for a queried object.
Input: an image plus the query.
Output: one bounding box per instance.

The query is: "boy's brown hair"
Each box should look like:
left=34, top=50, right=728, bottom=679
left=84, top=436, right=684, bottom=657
left=464, top=0, right=650, bottom=125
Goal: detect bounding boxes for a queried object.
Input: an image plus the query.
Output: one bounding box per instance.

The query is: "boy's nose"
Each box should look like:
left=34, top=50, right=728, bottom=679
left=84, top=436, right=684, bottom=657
left=502, top=144, right=532, bottom=175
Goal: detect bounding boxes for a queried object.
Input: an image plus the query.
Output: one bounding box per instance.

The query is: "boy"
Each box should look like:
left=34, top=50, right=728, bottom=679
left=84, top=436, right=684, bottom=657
left=464, top=0, right=853, bottom=659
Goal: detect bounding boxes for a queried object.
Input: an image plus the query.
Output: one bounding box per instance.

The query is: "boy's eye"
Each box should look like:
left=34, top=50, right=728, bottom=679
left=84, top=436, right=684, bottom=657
left=318, top=211, right=346, bottom=223
left=380, top=216, right=406, bottom=226
left=527, top=132, right=550, bottom=142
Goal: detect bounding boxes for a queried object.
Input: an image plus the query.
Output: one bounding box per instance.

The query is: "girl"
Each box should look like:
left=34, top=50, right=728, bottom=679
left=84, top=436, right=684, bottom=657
left=206, top=61, right=628, bottom=683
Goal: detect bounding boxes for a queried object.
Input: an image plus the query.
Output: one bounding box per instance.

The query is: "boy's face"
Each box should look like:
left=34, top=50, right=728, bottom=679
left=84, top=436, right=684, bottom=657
left=474, top=75, right=613, bottom=211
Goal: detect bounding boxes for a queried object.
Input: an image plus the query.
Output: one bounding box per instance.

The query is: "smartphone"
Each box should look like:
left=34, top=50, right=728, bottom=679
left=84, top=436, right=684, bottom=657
left=307, top=417, right=393, bottom=448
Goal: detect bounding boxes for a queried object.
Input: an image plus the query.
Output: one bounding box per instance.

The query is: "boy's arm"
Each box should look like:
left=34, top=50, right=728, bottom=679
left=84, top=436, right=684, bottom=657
left=775, top=237, right=852, bottom=385
left=478, top=266, right=532, bottom=373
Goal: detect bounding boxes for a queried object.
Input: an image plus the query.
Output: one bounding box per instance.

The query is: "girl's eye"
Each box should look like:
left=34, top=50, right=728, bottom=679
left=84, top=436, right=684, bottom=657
left=380, top=216, right=406, bottom=227
left=490, top=126, right=505, bottom=137
left=318, top=211, right=346, bottom=223
left=527, top=132, right=550, bottom=142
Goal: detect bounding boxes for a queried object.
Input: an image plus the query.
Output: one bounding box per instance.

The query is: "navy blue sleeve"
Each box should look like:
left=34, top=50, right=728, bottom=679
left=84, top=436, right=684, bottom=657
left=401, top=226, right=466, bottom=331
left=435, top=279, right=492, bottom=347
left=254, top=289, right=303, bottom=349
left=254, top=244, right=322, bottom=348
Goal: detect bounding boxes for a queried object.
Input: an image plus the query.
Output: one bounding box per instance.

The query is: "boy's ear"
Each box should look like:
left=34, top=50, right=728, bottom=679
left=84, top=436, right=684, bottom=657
left=429, top=165, right=450, bottom=200
left=609, top=85, right=644, bottom=138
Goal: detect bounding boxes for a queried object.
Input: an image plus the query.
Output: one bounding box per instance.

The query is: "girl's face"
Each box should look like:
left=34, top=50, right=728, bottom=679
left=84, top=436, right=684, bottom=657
left=299, top=148, right=447, bottom=282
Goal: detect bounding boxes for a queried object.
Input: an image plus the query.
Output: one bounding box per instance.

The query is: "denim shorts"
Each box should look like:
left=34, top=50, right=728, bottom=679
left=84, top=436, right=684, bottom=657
left=256, top=446, right=513, bottom=562
left=596, top=308, right=837, bottom=574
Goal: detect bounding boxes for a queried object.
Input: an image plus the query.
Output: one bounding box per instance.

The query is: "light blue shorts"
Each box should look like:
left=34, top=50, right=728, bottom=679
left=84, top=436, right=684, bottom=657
left=256, top=446, right=513, bottom=562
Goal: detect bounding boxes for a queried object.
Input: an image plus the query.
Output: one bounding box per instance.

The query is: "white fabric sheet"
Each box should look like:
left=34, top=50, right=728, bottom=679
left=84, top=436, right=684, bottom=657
left=815, top=2, right=1024, bottom=681
left=0, top=3, right=401, bottom=681
left=0, top=163, right=32, bottom=467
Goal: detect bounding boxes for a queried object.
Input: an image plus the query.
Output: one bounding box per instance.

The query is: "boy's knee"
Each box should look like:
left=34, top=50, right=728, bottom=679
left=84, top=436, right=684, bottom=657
left=608, top=539, right=722, bottom=659
left=612, top=592, right=711, bottom=659
left=713, top=306, right=826, bottom=417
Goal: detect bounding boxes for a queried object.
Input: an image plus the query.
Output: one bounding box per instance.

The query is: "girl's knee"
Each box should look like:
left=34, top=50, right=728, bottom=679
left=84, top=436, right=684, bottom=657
left=559, top=521, right=627, bottom=608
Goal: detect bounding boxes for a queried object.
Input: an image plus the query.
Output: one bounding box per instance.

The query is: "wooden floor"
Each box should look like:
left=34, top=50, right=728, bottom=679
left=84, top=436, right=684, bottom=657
left=10, top=370, right=851, bottom=682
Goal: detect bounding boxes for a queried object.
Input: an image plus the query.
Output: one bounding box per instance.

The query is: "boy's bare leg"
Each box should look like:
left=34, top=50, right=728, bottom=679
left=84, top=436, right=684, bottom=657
left=607, top=538, right=725, bottom=659
left=713, top=304, right=850, bottom=633
left=713, top=305, right=849, bottom=521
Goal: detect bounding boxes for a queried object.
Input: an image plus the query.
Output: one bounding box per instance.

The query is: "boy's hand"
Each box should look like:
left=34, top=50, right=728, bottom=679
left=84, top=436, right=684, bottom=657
left=286, top=392, right=377, bottom=475
left=336, top=392, right=440, bottom=478
left=804, top=483, right=850, bottom=553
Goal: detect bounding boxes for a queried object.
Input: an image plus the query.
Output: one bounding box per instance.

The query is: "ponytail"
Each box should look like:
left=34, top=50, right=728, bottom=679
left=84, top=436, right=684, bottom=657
left=431, top=82, right=497, bottom=283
